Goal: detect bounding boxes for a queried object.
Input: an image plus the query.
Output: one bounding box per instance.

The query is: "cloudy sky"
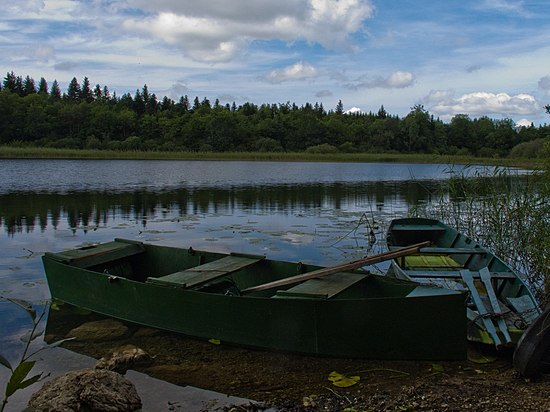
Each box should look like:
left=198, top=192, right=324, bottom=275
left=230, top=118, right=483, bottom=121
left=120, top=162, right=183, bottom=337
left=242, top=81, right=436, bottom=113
left=2, top=0, right=550, bottom=125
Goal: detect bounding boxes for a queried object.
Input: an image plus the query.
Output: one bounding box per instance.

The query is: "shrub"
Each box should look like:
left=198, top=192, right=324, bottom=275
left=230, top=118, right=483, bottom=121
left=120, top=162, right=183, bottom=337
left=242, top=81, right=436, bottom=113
left=305, top=144, right=339, bottom=154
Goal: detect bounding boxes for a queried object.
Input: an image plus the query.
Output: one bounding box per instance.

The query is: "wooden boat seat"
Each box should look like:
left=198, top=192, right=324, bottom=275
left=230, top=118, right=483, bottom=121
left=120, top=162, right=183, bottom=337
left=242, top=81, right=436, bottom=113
left=274, top=272, right=368, bottom=299
left=44, top=239, right=144, bottom=269
left=390, top=246, right=486, bottom=254
left=420, top=247, right=486, bottom=254
left=390, top=224, right=446, bottom=232
left=147, top=254, right=263, bottom=288
left=403, top=270, right=516, bottom=279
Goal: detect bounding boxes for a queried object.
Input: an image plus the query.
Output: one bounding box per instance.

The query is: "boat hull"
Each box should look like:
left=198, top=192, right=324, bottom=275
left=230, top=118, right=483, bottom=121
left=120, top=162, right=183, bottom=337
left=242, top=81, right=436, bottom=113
left=42, top=240, right=467, bottom=360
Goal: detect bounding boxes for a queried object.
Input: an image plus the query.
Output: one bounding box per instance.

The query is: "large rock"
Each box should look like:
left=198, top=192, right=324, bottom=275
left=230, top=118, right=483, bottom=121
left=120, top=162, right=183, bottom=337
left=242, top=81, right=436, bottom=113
left=28, top=368, right=142, bottom=412
left=67, top=319, right=129, bottom=341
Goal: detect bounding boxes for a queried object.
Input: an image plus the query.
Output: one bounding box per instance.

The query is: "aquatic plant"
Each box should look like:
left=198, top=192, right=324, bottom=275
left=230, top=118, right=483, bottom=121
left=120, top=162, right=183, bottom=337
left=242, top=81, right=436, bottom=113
left=0, top=298, right=72, bottom=412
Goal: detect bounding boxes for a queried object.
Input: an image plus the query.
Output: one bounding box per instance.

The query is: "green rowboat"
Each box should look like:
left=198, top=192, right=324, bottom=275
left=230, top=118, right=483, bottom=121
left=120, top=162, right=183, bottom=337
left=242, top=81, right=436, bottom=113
left=386, top=218, right=541, bottom=349
left=42, top=238, right=467, bottom=360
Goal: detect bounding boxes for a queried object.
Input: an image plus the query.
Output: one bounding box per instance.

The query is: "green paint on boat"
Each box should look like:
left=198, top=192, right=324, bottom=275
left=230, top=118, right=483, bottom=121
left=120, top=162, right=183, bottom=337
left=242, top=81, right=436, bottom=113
left=42, top=238, right=467, bottom=360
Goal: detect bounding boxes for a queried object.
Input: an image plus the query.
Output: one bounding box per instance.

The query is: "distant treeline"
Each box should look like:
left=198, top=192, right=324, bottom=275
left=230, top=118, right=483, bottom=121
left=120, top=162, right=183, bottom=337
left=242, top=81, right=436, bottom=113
left=1, top=71, right=549, bottom=157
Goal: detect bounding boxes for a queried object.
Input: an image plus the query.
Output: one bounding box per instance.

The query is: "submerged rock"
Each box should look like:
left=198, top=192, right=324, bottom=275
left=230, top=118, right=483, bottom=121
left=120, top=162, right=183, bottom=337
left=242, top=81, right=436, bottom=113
left=28, top=368, right=141, bottom=412
left=67, top=318, right=129, bottom=341
left=96, top=344, right=153, bottom=374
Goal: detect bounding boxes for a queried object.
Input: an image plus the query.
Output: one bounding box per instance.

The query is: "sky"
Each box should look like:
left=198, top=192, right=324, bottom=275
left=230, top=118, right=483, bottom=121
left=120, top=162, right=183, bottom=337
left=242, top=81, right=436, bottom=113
left=2, top=0, right=550, bottom=126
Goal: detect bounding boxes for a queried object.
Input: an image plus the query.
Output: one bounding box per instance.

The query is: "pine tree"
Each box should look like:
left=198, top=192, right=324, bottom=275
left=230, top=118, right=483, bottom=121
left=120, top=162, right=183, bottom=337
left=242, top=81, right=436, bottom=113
left=141, top=84, right=150, bottom=105
left=80, top=76, right=93, bottom=102
left=23, top=75, right=36, bottom=95
left=161, top=96, right=174, bottom=111
left=14, top=75, right=24, bottom=96
left=148, top=93, right=158, bottom=112
left=335, top=99, right=344, bottom=115
left=37, top=77, right=49, bottom=94
left=93, top=83, right=103, bottom=100
left=133, top=89, right=145, bottom=115
left=192, top=96, right=200, bottom=111
left=3, top=71, right=17, bottom=91
left=66, top=77, right=81, bottom=102
left=178, top=95, right=189, bottom=112
left=50, top=80, right=61, bottom=100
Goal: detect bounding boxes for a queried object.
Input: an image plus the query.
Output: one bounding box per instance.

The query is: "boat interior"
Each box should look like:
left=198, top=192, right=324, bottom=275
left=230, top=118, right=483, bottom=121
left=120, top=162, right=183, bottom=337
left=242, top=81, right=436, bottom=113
left=46, top=238, right=444, bottom=301
left=387, top=221, right=540, bottom=345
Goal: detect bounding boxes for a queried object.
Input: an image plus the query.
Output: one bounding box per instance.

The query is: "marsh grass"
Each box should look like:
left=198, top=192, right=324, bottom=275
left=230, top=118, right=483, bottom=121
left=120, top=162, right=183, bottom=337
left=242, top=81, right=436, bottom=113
left=412, top=168, right=550, bottom=306
left=0, top=145, right=543, bottom=167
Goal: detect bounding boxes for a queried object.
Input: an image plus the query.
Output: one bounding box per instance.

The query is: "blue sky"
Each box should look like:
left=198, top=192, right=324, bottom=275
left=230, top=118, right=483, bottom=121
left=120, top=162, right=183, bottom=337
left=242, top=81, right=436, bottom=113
left=2, top=0, right=550, bottom=125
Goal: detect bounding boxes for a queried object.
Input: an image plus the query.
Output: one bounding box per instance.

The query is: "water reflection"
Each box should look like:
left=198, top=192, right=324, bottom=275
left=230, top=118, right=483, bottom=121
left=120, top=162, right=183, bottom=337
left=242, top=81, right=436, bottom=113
left=0, top=181, right=439, bottom=236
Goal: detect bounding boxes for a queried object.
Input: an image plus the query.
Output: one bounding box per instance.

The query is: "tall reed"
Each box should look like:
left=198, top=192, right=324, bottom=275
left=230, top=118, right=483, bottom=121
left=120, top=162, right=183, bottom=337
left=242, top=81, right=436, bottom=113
left=412, top=167, right=549, bottom=306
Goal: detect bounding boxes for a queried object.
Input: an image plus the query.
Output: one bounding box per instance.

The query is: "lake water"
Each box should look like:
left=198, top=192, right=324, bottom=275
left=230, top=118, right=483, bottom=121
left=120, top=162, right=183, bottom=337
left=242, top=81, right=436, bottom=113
left=0, top=159, right=503, bottom=409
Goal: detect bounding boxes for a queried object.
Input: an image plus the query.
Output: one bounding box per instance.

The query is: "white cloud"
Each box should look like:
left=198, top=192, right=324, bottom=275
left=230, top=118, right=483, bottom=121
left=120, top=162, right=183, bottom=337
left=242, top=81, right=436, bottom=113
left=7, top=0, right=45, bottom=14
left=160, top=81, right=191, bottom=100
left=515, top=118, right=533, bottom=128
left=422, top=90, right=540, bottom=119
left=345, top=70, right=415, bottom=90
left=385, top=71, right=415, bottom=88
left=122, top=0, right=374, bottom=62
left=129, top=0, right=310, bottom=23
left=345, top=107, right=362, bottom=114
left=478, top=0, right=532, bottom=17
left=263, top=62, right=319, bottom=84
left=28, top=44, right=55, bottom=61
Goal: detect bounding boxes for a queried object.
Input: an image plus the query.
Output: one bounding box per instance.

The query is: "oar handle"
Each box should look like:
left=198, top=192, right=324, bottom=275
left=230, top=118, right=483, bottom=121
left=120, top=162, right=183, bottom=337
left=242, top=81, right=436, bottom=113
left=242, top=241, right=430, bottom=294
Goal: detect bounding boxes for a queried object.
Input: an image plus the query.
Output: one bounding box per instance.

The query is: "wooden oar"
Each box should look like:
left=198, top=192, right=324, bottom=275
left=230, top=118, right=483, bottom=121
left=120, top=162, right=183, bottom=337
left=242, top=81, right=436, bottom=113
left=241, top=241, right=431, bottom=294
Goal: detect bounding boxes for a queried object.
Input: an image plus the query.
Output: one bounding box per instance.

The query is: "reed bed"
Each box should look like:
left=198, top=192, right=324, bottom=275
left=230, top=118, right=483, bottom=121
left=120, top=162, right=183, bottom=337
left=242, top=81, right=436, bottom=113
left=0, top=145, right=543, bottom=167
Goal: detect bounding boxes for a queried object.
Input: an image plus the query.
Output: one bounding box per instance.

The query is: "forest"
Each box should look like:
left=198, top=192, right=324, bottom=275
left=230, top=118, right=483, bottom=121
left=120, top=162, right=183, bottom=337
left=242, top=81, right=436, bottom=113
left=1, top=71, right=549, bottom=158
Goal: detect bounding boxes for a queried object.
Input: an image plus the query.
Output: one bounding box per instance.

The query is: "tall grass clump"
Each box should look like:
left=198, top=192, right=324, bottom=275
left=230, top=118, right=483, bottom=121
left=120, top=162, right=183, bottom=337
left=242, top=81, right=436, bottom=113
left=412, top=166, right=549, bottom=306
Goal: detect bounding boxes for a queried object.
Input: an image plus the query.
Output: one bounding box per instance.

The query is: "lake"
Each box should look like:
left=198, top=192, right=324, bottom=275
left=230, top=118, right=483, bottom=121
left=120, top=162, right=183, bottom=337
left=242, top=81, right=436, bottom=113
left=0, top=159, right=503, bottom=409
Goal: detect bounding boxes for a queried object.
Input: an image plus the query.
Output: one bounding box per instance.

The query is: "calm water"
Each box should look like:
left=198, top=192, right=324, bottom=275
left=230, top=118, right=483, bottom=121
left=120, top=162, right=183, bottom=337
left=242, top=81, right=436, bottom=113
left=0, top=159, right=501, bottom=409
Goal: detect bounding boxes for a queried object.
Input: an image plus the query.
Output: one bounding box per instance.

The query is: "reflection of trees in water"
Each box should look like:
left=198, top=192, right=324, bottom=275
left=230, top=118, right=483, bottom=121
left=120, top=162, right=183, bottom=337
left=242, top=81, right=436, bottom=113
left=0, top=181, right=439, bottom=235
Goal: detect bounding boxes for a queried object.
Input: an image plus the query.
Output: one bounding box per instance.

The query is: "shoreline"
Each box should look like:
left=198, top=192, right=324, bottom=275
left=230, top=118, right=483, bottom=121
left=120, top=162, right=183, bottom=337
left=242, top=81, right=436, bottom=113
left=0, top=146, right=543, bottom=169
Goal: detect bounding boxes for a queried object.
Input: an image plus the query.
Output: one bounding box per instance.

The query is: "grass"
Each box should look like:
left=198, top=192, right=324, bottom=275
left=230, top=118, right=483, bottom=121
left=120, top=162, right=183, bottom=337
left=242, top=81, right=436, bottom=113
left=0, top=145, right=545, bottom=168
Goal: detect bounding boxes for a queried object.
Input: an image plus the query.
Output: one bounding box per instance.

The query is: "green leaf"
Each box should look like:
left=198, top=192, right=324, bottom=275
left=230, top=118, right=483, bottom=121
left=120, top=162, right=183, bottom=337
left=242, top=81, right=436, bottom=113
left=0, top=353, right=12, bottom=370
left=430, top=363, right=445, bottom=373
left=6, top=361, right=36, bottom=397
left=467, top=347, right=497, bottom=364
left=328, top=371, right=360, bottom=388
left=18, top=373, right=42, bottom=390
left=7, top=298, right=36, bottom=321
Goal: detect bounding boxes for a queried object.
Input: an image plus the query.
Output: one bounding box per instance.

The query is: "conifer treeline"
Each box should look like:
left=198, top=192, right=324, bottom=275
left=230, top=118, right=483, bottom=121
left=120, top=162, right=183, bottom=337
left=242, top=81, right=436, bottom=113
left=1, top=71, right=548, bottom=157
